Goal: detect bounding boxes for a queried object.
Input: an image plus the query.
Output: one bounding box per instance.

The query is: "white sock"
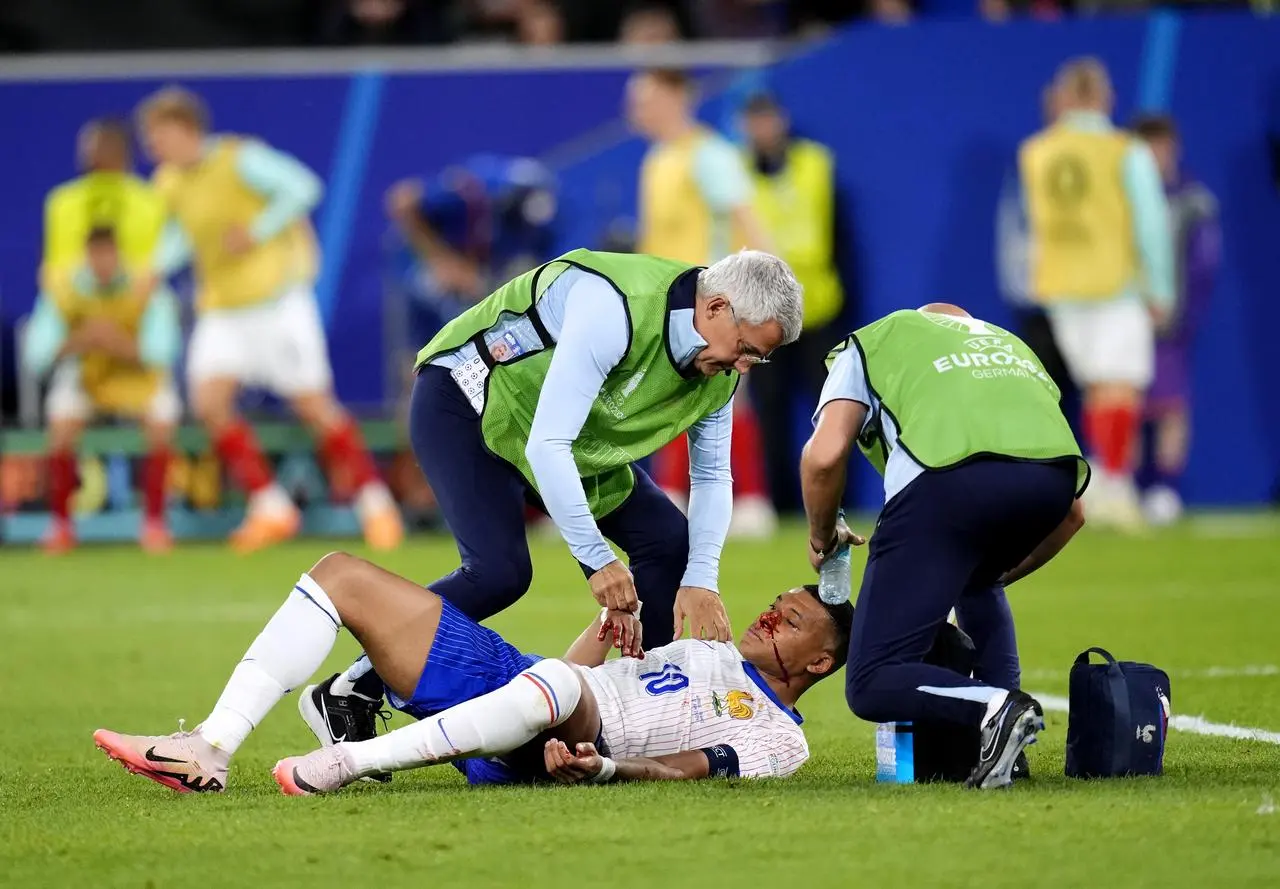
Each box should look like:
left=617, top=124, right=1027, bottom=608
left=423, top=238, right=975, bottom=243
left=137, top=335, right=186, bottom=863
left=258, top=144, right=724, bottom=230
left=982, top=689, right=1011, bottom=726
left=341, top=659, right=582, bottom=777
left=250, top=483, right=296, bottom=517
left=331, top=655, right=379, bottom=701
left=199, top=573, right=342, bottom=755
left=355, top=482, right=395, bottom=520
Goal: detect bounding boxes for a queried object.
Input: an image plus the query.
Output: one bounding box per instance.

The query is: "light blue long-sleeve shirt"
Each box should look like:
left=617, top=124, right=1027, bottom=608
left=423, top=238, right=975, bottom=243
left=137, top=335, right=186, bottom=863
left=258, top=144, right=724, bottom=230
left=1035, top=112, right=1176, bottom=309
left=432, top=267, right=733, bottom=590
left=154, top=138, right=324, bottom=279
left=814, top=346, right=923, bottom=505
left=22, top=269, right=181, bottom=376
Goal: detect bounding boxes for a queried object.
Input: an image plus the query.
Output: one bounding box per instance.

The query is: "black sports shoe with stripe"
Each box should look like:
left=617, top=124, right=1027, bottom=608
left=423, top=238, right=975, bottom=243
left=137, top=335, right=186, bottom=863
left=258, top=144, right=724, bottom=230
left=299, top=673, right=391, bottom=784
left=967, top=690, right=1044, bottom=789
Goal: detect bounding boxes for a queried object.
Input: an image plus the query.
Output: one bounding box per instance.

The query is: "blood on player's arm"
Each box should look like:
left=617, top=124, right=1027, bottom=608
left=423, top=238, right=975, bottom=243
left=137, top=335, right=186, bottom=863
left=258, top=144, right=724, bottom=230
left=563, top=607, right=643, bottom=665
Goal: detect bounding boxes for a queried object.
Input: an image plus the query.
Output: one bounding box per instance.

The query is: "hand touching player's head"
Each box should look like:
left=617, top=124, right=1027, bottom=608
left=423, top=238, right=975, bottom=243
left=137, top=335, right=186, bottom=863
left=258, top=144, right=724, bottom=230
left=737, top=587, right=853, bottom=690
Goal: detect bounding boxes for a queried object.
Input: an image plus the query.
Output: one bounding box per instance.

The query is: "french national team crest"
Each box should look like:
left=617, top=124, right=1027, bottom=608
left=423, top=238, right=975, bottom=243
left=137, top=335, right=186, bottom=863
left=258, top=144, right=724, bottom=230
left=711, top=690, right=755, bottom=720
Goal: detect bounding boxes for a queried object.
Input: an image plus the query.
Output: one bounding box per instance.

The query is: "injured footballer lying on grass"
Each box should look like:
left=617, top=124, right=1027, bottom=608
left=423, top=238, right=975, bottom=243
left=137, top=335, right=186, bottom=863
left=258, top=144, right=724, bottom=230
left=94, top=551, right=853, bottom=792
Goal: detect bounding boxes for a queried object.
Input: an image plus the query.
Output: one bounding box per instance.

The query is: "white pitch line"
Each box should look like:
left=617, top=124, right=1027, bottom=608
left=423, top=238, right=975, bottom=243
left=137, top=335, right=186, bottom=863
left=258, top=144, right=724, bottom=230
left=1033, top=692, right=1280, bottom=746
left=1023, top=665, right=1280, bottom=682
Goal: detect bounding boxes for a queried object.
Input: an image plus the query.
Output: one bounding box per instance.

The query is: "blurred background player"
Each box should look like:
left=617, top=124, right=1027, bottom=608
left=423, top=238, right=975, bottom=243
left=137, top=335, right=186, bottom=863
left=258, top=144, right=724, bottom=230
left=384, top=153, right=559, bottom=369
left=1019, top=58, right=1173, bottom=530
left=738, top=91, right=846, bottom=515
left=627, top=67, right=778, bottom=538
left=23, top=227, right=182, bottom=553
left=1131, top=114, right=1221, bottom=525
left=995, top=83, right=1078, bottom=413
left=41, top=117, right=167, bottom=279
left=135, top=86, right=403, bottom=553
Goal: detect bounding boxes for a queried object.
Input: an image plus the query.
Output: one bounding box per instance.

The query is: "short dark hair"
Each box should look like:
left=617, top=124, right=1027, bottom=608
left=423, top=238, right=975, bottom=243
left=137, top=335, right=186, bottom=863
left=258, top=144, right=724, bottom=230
left=1131, top=113, right=1178, bottom=142
left=802, top=584, right=853, bottom=678
left=743, top=91, right=781, bottom=115
left=642, top=67, right=692, bottom=93
left=86, top=226, right=117, bottom=247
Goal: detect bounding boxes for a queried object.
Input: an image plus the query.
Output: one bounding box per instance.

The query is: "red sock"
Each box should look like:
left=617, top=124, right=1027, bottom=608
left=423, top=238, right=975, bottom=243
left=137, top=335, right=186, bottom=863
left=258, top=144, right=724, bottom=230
left=47, top=450, right=78, bottom=521
left=730, top=408, right=768, bottom=499
left=214, top=422, right=274, bottom=494
left=655, top=436, right=690, bottom=495
left=319, top=418, right=380, bottom=501
left=1085, top=403, right=1138, bottom=476
left=143, top=448, right=170, bottom=521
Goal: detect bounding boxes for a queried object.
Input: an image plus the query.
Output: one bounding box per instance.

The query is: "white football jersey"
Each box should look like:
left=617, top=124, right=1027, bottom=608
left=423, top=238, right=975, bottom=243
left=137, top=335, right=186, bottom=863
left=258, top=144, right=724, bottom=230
left=579, top=640, right=809, bottom=778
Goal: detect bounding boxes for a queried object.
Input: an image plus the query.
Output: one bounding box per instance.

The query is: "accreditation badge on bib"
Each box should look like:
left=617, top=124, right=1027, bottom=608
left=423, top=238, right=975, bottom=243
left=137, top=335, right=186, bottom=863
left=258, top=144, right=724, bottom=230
left=450, top=354, right=489, bottom=415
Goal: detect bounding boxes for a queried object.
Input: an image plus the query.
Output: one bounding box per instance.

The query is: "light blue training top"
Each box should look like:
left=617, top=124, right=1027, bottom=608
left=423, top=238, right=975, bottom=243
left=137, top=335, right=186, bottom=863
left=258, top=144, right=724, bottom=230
left=432, top=266, right=733, bottom=591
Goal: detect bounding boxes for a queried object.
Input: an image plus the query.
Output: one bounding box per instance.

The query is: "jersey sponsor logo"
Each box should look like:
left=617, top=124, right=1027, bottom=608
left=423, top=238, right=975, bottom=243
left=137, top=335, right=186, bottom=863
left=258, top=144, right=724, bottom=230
left=711, top=690, right=755, bottom=720
left=640, top=663, right=690, bottom=696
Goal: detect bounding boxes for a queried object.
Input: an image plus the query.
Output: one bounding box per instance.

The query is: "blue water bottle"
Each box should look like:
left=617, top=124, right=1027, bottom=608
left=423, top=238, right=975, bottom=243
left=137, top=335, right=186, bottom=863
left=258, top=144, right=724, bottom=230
left=875, top=722, right=916, bottom=783
left=817, top=508, right=852, bottom=605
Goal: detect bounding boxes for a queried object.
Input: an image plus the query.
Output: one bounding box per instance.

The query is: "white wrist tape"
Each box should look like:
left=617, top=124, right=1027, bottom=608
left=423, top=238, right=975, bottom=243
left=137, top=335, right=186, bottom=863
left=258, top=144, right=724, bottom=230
left=590, top=757, right=617, bottom=784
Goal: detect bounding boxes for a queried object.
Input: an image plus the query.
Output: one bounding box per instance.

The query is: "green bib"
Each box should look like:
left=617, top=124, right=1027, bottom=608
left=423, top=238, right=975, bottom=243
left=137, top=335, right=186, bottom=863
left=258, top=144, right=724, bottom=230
left=416, top=249, right=738, bottom=519
left=827, top=310, right=1089, bottom=495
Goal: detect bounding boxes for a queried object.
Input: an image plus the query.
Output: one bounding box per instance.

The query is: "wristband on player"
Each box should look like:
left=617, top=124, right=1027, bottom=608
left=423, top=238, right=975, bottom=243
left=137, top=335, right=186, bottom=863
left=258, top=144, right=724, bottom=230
left=700, top=745, right=740, bottom=778
left=589, top=757, right=617, bottom=783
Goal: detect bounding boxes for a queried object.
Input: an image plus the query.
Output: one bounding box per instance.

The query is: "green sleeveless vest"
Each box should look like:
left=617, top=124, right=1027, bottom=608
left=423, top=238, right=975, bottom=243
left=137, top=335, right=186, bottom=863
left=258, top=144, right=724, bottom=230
left=827, top=310, right=1089, bottom=494
left=416, top=249, right=739, bottom=519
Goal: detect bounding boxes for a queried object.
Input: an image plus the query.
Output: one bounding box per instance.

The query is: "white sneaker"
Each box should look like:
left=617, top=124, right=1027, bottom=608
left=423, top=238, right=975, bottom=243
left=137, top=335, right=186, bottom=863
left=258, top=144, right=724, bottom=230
left=273, top=746, right=360, bottom=796
left=1143, top=485, right=1184, bottom=526
left=728, top=495, right=778, bottom=539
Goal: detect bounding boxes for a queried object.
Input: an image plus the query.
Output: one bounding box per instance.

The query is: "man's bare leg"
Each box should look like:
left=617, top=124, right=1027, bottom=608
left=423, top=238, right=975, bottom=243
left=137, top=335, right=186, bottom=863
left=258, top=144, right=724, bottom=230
left=94, top=551, right=594, bottom=793
left=92, top=551, right=444, bottom=791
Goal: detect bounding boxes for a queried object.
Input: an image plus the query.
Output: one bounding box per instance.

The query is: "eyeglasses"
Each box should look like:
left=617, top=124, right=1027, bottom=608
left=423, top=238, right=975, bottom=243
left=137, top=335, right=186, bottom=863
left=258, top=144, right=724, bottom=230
left=729, top=305, right=772, bottom=366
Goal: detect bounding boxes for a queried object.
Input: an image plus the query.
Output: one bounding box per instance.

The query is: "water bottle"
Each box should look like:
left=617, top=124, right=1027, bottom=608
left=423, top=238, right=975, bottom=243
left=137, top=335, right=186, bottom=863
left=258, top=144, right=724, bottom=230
left=817, top=508, right=852, bottom=604
left=875, top=721, right=916, bottom=783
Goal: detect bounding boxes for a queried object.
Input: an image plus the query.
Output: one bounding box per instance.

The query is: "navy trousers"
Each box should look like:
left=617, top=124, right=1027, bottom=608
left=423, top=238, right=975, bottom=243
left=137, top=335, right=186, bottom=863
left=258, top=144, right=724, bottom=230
left=409, top=366, right=689, bottom=648
left=845, top=458, right=1076, bottom=728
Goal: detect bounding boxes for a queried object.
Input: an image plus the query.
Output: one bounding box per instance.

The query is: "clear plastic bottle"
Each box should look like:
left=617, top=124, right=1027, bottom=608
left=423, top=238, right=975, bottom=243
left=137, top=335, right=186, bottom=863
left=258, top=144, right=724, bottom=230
left=817, top=508, right=852, bottom=604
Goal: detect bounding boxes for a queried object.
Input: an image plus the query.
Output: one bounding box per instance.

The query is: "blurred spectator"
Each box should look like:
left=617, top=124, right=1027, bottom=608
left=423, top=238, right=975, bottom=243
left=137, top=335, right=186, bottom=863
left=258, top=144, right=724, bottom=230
left=1131, top=114, right=1221, bottom=525
left=384, top=154, right=559, bottom=350
left=979, top=0, right=1066, bottom=21
left=738, top=92, right=845, bottom=513
left=626, top=68, right=778, bottom=536
left=517, top=0, right=566, bottom=44
left=1018, top=58, right=1174, bottom=531
left=619, top=2, right=685, bottom=42
left=312, top=0, right=449, bottom=46
left=688, top=0, right=789, bottom=39
left=868, top=0, right=915, bottom=22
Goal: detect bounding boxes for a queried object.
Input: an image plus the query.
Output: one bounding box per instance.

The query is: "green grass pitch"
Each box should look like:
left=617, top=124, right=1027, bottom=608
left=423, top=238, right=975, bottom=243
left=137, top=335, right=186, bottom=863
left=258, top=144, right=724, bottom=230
left=3, top=516, right=1279, bottom=888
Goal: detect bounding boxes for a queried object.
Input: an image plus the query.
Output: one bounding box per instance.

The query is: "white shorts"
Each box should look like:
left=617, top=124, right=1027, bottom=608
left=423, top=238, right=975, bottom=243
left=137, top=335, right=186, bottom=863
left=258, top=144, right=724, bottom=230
left=187, top=285, right=333, bottom=397
left=45, top=361, right=182, bottom=424
left=1046, top=298, right=1154, bottom=388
